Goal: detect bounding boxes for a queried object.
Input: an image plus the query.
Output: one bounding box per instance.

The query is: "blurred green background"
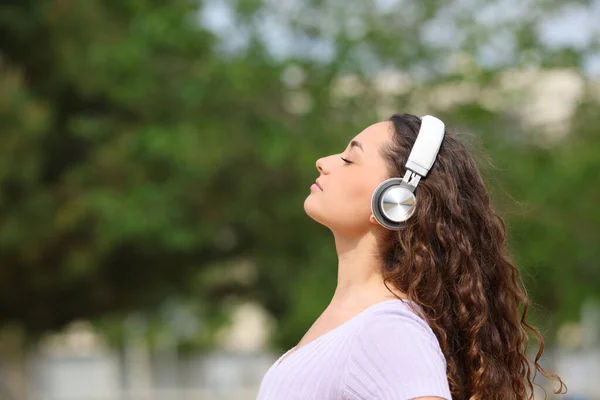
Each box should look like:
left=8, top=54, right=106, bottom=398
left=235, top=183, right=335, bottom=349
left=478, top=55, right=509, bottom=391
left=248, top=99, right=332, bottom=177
left=0, top=0, right=599, bottom=398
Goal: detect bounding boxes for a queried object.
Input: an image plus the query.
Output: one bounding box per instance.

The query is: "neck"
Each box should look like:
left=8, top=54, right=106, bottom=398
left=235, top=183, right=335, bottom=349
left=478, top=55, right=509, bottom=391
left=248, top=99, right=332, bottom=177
left=329, top=228, right=405, bottom=308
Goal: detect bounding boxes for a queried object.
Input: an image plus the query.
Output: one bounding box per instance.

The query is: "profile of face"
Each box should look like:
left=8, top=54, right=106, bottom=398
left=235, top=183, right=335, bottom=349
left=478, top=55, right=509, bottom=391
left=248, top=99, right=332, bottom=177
left=303, top=121, right=393, bottom=235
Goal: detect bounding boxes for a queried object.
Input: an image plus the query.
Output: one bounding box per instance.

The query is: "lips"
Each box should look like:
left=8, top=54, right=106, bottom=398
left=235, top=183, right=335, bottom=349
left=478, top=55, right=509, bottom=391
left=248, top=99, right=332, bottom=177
left=315, top=180, right=323, bottom=191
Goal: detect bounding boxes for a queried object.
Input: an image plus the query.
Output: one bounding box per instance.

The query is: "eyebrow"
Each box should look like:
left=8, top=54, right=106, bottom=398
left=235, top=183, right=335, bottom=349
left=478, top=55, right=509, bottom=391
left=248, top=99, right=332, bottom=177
left=350, top=140, right=364, bottom=152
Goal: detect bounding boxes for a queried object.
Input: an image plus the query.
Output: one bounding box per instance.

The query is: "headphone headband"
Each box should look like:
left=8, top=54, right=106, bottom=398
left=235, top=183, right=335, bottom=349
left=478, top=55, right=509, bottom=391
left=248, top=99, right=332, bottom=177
left=405, top=115, right=445, bottom=177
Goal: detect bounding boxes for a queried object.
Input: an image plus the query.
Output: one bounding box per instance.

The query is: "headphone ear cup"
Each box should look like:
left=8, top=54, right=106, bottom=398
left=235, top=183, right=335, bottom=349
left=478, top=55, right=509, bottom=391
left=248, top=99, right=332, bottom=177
left=371, top=178, right=417, bottom=230
left=371, top=178, right=402, bottom=230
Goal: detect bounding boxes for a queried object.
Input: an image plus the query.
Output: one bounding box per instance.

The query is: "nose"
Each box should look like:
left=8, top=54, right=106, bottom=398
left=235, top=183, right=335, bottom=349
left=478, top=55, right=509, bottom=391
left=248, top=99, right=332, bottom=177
left=316, top=157, right=328, bottom=174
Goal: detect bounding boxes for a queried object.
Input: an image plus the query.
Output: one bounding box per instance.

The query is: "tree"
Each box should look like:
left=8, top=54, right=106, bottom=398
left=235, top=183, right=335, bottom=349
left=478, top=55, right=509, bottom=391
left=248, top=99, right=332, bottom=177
left=0, top=0, right=597, bottom=350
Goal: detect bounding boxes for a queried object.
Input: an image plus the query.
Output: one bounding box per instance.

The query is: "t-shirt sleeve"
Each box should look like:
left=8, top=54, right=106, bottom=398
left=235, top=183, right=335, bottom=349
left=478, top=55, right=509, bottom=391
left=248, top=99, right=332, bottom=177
left=342, top=310, right=452, bottom=400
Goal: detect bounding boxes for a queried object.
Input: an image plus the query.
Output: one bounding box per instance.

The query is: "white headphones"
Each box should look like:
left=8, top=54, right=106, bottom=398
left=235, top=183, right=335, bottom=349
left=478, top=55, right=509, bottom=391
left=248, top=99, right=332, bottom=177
left=370, top=115, right=445, bottom=230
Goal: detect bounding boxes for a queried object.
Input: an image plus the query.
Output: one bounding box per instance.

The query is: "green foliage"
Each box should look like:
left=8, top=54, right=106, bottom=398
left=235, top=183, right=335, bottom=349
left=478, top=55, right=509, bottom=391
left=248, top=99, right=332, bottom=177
left=0, top=0, right=598, bottom=350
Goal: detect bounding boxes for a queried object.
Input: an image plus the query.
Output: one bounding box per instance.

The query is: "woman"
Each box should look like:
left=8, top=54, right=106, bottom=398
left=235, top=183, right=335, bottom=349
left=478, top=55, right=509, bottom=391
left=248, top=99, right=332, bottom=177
left=256, top=113, right=565, bottom=399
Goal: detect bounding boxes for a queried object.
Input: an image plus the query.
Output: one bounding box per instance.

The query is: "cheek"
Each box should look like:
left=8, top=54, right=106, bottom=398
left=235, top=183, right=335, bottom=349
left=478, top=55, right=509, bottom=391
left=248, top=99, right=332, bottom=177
left=304, top=168, right=386, bottom=231
left=339, top=173, right=378, bottom=214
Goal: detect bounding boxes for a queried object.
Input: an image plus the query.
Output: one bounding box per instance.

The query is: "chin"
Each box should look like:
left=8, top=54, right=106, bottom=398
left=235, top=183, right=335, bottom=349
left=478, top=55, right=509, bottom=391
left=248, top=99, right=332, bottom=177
left=303, top=196, right=330, bottom=227
left=304, top=199, right=372, bottom=236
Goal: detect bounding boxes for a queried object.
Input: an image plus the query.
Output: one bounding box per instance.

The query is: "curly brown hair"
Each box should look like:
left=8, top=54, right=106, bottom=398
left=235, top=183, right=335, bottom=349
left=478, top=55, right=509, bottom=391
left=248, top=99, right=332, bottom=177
left=378, top=113, right=566, bottom=400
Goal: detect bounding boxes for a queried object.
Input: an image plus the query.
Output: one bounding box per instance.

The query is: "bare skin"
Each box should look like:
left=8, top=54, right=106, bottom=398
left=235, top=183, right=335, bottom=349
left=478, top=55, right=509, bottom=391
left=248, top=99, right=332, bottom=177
left=279, top=121, right=408, bottom=366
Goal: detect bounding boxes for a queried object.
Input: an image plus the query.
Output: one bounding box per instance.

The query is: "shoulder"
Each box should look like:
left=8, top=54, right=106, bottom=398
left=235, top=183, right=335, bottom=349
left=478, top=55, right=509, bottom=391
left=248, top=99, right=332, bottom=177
left=356, top=300, right=446, bottom=363
left=342, top=300, right=451, bottom=400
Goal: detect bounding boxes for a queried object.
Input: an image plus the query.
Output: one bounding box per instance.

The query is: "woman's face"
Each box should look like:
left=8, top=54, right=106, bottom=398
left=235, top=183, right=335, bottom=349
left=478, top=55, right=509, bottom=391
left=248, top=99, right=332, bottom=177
left=304, top=121, right=393, bottom=234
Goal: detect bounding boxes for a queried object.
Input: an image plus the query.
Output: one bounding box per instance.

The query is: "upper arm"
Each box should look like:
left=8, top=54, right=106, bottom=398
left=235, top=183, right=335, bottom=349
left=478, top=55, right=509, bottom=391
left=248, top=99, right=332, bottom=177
left=342, top=312, right=452, bottom=400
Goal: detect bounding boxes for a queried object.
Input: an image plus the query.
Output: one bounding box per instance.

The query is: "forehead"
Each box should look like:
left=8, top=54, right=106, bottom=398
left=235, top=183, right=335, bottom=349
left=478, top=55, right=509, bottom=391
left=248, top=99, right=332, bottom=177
left=351, top=121, right=393, bottom=150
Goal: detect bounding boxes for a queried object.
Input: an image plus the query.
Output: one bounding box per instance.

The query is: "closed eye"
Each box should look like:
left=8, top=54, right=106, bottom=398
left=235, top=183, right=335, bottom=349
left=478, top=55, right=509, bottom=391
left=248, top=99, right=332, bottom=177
left=340, top=157, right=353, bottom=164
